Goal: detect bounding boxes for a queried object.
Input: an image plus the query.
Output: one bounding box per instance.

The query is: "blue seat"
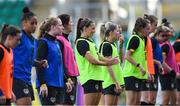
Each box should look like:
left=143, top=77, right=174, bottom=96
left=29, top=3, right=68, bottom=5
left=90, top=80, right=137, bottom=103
left=0, top=0, right=26, bottom=26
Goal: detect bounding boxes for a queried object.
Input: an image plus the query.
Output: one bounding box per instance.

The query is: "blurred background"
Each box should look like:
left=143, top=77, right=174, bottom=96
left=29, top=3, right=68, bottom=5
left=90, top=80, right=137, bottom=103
left=0, top=0, right=179, bottom=42
left=0, top=0, right=179, bottom=105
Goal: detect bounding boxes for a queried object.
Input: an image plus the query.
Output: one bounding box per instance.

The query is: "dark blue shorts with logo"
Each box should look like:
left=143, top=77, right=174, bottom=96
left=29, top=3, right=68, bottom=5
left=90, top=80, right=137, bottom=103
left=37, top=86, right=65, bottom=105
left=141, top=74, right=159, bottom=91
left=13, top=78, right=34, bottom=100
left=82, top=80, right=102, bottom=94
left=102, top=84, right=123, bottom=96
left=149, top=74, right=159, bottom=91
left=159, top=74, right=176, bottom=90
left=63, top=77, right=77, bottom=105
left=124, top=76, right=143, bottom=91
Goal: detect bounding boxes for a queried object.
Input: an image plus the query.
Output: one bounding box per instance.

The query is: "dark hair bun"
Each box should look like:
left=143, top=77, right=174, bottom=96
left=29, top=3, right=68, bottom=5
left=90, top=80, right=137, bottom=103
left=23, top=6, right=31, bottom=14
left=162, top=18, right=167, bottom=24
left=143, top=14, right=148, bottom=19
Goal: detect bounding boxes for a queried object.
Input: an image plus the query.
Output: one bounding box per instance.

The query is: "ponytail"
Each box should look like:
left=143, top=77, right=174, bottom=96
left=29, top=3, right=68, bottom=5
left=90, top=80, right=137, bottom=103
left=100, top=23, right=106, bottom=41
left=100, top=21, right=117, bottom=41
left=76, top=18, right=84, bottom=41
left=37, top=19, right=48, bottom=40
left=76, top=18, right=94, bottom=41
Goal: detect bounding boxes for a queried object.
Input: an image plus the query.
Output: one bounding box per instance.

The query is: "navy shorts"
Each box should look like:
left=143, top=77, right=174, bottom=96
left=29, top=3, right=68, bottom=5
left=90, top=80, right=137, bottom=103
left=38, top=86, right=65, bottom=105
left=149, top=74, right=159, bottom=91
left=176, top=78, right=180, bottom=91
left=141, top=80, right=149, bottom=91
left=124, top=77, right=143, bottom=91
left=0, top=99, right=11, bottom=105
left=63, top=77, right=77, bottom=105
left=82, top=80, right=102, bottom=94
left=159, top=74, right=176, bottom=90
left=13, top=78, right=34, bottom=100
left=102, top=84, right=122, bottom=96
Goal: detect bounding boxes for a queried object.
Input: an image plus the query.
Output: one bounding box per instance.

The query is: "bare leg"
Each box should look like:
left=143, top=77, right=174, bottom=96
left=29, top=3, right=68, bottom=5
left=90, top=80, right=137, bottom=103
left=170, top=90, right=176, bottom=105
left=16, top=97, right=32, bottom=105
left=176, top=91, right=180, bottom=105
left=161, top=91, right=171, bottom=105
left=148, top=91, right=157, bottom=104
left=140, top=91, right=149, bottom=104
left=84, top=93, right=100, bottom=105
left=99, top=94, right=105, bottom=105
left=125, top=91, right=137, bottom=105
left=136, top=91, right=141, bottom=105
left=105, top=95, right=115, bottom=105
left=113, top=96, right=119, bottom=105
left=95, top=93, right=101, bottom=105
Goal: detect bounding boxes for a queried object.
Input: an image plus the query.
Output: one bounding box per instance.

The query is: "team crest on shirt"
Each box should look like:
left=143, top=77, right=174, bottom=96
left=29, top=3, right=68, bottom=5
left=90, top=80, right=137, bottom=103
left=95, top=84, right=99, bottom=90
left=50, top=97, right=56, bottom=103
left=23, top=88, right=29, bottom=94
left=135, top=83, right=138, bottom=88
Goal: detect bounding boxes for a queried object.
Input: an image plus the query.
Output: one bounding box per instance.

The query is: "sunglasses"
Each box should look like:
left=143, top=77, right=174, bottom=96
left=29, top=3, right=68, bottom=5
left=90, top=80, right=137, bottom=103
left=161, top=34, right=169, bottom=38
left=160, top=32, right=173, bottom=37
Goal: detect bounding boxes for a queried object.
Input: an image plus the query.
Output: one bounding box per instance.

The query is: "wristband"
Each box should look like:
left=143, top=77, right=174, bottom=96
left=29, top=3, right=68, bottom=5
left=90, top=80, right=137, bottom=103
left=136, top=63, right=140, bottom=67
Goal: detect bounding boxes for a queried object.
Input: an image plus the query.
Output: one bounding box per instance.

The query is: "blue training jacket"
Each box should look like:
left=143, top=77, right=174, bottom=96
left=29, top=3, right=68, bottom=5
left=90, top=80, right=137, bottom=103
left=38, top=37, right=65, bottom=87
left=13, top=30, right=36, bottom=85
left=152, top=37, right=163, bottom=74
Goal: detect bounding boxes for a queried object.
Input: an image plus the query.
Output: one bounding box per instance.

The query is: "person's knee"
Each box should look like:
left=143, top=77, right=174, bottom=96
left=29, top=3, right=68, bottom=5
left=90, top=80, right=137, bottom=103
left=126, top=97, right=136, bottom=105
left=149, top=96, right=156, bottom=103
left=162, top=97, right=169, bottom=105
left=105, top=99, right=114, bottom=105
